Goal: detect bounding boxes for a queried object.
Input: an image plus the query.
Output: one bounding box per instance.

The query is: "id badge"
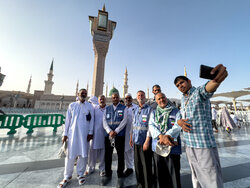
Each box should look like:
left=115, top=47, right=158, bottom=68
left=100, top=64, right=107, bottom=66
left=106, top=113, right=111, bottom=119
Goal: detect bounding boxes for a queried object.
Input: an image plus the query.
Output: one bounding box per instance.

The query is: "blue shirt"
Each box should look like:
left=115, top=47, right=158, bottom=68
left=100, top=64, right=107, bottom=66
left=132, top=104, right=151, bottom=145
left=178, top=84, right=216, bottom=148
left=149, top=104, right=182, bottom=155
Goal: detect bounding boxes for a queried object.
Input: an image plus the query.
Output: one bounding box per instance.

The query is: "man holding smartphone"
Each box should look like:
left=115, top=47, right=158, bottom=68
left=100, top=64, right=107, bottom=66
left=174, top=64, right=227, bottom=188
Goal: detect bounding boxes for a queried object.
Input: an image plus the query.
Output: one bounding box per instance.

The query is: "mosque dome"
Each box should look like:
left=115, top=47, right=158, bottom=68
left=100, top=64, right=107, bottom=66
left=109, top=87, right=119, bottom=96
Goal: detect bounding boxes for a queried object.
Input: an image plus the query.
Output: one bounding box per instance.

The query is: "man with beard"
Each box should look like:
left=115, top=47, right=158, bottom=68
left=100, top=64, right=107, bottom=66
left=85, top=95, right=107, bottom=177
left=174, top=64, right=228, bottom=188
left=102, top=92, right=128, bottom=187
left=130, top=90, right=152, bottom=188
left=58, top=88, right=94, bottom=188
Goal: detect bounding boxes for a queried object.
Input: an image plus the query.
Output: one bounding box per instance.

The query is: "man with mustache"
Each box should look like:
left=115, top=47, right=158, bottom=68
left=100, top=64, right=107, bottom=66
left=130, top=90, right=152, bottom=188
left=85, top=95, right=107, bottom=177
left=58, top=88, right=94, bottom=188
left=174, top=64, right=228, bottom=188
left=102, top=92, right=128, bottom=187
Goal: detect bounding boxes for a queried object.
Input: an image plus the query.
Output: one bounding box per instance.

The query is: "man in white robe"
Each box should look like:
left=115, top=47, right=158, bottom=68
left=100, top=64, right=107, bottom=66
left=58, top=89, right=94, bottom=187
left=124, top=93, right=137, bottom=177
left=85, top=95, right=106, bottom=176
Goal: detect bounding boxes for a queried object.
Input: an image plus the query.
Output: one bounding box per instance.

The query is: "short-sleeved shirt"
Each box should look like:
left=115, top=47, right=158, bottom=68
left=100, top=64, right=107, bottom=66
left=178, top=84, right=216, bottom=148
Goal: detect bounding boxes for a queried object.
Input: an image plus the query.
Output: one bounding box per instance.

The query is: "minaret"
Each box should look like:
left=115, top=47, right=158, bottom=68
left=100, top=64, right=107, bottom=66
left=123, top=67, right=128, bottom=98
left=184, top=66, right=187, bottom=77
left=106, top=83, right=108, bottom=97
left=89, top=5, right=117, bottom=97
left=26, top=75, right=32, bottom=94
left=86, top=81, right=89, bottom=97
left=147, top=87, right=149, bottom=100
left=75, top=80, right=79, bottom=96
left=44, top=59, right=54, bottom=95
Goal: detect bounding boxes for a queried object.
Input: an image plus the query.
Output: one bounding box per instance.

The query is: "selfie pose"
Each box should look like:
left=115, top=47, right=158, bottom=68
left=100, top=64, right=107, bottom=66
left=174, top=64, right=228, bottom=188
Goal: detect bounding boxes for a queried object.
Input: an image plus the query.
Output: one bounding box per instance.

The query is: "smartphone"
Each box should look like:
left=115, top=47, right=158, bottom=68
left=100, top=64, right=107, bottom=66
left=199, top=65, right=218, bottom=80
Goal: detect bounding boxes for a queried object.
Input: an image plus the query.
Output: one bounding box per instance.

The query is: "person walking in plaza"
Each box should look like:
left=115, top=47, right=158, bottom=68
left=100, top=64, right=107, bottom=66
left=130, top=90, right=153, bottom=188
left=101, top=92, right=128, bottom=187
left=58, top=88, right=94, bottom=188
left=124, top=93, right=137, bottom=177
left=85, top=95, right=106, bottom=177
left=212, top=106, right=219, bottom=132
left=174, top=64, right=228, bottom=188
left=149, top=92, right=182, bottom=188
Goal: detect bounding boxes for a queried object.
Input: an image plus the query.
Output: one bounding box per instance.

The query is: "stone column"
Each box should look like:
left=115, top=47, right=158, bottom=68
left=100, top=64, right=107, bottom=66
left=92, top=39, right=109, bottom=97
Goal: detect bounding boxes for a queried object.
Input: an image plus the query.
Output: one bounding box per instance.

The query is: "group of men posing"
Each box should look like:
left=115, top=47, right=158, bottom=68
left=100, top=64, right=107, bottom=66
left=58, top=64, right=228, bottom=188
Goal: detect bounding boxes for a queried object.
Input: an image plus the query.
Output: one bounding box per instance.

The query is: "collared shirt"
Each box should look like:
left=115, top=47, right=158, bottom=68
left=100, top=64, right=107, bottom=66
left=131, top=103, right=151, bottom=138
left=177, top=84, right=216, bottom=148
left=103, top=103, right=128, bottom=134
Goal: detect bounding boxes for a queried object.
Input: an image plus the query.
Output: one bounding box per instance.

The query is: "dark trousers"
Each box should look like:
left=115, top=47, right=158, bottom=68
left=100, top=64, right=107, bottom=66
left=212, top=120, right=218, bottom=130
left=134, top=144, right=153, bottom=188
left=105, top=136, right=125, bottom=178
left=155, top=153, right=181, bottom=188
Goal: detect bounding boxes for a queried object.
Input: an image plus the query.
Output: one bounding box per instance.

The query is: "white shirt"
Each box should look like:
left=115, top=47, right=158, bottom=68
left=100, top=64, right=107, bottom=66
left=212, top=108, right=217, bottom=120
left=125, top=103, right=137, bottom=151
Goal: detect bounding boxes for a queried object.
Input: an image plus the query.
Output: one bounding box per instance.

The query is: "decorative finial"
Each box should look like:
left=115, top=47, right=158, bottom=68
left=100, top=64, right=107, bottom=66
left=102, top=4, right=106, bottom=11
left=50, top=58, right=54, bottom=71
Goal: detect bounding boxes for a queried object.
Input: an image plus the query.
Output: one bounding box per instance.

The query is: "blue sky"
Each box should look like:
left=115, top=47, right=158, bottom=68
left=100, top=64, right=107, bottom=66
left=0, top=0, right=250, bottom=102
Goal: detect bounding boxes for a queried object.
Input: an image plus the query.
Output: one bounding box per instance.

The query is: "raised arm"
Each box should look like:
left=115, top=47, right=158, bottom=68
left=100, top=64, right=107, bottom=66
left=205, top=64, right=228, bottom=93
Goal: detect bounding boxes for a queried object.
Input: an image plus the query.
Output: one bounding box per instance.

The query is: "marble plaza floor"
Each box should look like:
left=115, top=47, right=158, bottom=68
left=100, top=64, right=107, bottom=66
left=1, top=124, right=250, bottom=188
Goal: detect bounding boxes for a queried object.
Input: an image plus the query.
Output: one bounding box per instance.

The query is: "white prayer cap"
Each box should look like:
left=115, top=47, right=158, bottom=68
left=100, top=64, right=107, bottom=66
left=125, top=93, right=132, bottom=98
left=88, top=96, right=99, bottom=105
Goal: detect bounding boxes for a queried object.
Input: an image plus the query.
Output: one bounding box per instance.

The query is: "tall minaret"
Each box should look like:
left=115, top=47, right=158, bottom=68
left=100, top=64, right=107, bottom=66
left=123, top=67, right=128, bottom=98
left=89, top=5, right=116, bottom=97
left=44, top=59, right=54, bottom=95
left=184, top=66, right=187, bottom=77
left=75, top=80, right=79, bottom=96
left=86, top=81, right=89, bottom=97
left=147, top=87, right=150, bottom=100
left=105, top=83, right=108, bottom=97
left=26, top=75, right=32, bottom=94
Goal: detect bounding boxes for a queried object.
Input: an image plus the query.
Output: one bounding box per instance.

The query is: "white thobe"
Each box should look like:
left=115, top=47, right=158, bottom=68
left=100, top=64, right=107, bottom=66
left=86, top=105, right=106, bottom=173
left=124, top=103, right=137, bottom=169
left=92, top=105, right=106, bottom=149
left=125, top=103, right=137, bottom=152
left=64, top=101, right=94, bottom=159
